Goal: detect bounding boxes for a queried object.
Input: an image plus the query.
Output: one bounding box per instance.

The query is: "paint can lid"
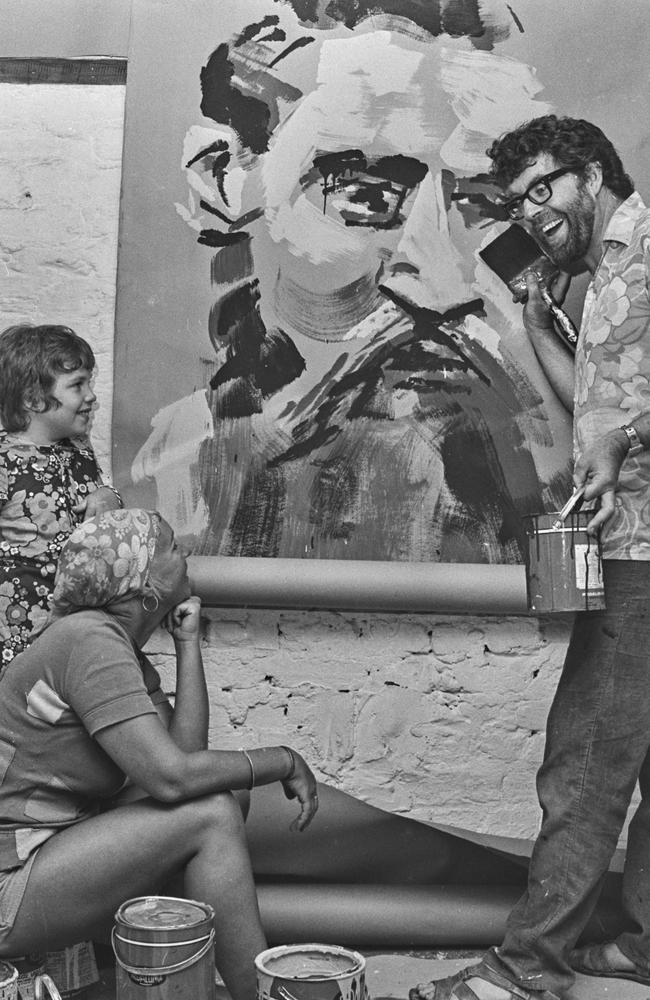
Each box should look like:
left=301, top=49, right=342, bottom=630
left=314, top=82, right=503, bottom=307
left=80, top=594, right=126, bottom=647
left=255, top=945, right=365, bottom=979
left=117, top=896, right=212, bottom=929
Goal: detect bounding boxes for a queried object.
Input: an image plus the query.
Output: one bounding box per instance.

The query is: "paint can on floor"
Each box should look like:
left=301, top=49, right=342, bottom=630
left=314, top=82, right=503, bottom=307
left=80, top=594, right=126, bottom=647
left=255, top=944, right=368, bottom=1000
left=0, top=962, right=18, bottom=1000
left=44, top=942, right=98, bottom=999
left=33, top=977, right=62, bottom=1000
left=524, top=511, right=605, bottom=613
left=11, top=955, right=45, bottom=1000
left=112, top=896, right=215, bottom=1000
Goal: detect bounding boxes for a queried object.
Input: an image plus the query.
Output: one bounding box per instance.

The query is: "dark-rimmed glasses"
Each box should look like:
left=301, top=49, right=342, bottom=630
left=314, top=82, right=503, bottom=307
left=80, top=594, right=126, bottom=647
left=501, top=166, right=576, bottom=221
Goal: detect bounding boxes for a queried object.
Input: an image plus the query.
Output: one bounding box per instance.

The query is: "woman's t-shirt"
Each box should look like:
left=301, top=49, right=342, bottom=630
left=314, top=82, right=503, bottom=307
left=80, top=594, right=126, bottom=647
left=0, top=610, right=168, bottom=872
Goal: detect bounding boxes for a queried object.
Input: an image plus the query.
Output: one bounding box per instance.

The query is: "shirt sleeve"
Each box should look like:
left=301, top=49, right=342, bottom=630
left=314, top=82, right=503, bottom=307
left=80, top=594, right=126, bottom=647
left=139, top=651, right=170, bottom=708
left=70, top=436, right=104, bottom=487
left=60, top=617, right=161, bottom=736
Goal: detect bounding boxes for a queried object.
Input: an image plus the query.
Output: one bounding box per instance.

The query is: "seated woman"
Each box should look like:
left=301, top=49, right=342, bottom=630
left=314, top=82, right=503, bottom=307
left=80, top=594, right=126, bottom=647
left=0, top=508, right=318, bottom=1000
left=0, top=508, right=532, bottom=999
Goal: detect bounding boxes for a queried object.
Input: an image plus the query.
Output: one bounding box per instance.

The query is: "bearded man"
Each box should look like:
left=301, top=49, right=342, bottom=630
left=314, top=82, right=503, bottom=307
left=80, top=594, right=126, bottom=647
left=409, top=115, right=650, bottom=999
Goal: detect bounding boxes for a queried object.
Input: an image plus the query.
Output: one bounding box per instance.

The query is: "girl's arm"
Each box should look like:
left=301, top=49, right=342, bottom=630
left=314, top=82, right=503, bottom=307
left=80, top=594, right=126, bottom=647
left=75, top=484, right=122, bottom=519
left=70, top=441, right=123, bottom=518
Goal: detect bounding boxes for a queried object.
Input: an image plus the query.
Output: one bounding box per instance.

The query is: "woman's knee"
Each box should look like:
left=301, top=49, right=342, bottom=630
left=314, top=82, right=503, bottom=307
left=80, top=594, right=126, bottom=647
left=173, top=790, right=246, bottom=840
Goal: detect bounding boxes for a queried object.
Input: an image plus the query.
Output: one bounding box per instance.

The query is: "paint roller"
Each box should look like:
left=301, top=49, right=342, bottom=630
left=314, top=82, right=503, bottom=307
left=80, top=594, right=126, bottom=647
left=479, top=225, right=578, bottom=353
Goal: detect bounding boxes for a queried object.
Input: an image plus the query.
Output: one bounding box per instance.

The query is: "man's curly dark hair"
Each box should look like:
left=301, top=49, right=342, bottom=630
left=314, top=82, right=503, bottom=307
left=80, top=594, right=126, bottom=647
left=486, top=114, right=634, bottom=200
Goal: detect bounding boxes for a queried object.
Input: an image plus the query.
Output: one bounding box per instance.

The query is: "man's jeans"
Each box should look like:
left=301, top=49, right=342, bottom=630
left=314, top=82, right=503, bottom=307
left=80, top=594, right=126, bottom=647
left=492, top=559, right=650, bottom=996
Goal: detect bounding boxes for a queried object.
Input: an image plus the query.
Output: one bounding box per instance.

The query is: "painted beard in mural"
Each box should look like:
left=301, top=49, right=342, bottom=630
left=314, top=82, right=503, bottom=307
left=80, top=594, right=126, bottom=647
left=132, top=0, right=574, bottom=561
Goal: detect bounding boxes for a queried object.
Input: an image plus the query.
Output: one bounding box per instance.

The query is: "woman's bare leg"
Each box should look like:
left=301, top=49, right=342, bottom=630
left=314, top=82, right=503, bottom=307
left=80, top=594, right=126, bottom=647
left=246, top=784, right=527, bottom=885
left=1, top=793, right=266, bottom=1000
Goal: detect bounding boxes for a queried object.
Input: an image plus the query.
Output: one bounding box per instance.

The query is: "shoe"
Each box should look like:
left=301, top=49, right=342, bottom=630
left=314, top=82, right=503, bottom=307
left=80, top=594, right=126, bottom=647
left=408, top=958, right=561, bottom=1000
left=570, top=942, right=650, bottom=986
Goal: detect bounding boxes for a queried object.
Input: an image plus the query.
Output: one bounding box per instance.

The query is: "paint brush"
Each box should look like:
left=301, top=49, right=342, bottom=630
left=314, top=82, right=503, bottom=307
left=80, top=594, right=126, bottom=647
left=551, top=486, right=586, bottom=529
left=479, top=225, right=579, bottom=352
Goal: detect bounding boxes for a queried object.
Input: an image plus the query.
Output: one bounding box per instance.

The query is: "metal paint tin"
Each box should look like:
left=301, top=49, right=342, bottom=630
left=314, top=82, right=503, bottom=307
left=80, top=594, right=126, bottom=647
left=0, top=962, right=18, bottom=1000
left=112, top=896, right=215, bottom=1000
left=524, top=510, right=605, bottom=613
left=44, top=942, right=98, bottom=998
left=255, top=944, right=368, bottom=1000
left=12, top=955, right=45, bottom=1000
left=33, top=977, right=62, bottom=1000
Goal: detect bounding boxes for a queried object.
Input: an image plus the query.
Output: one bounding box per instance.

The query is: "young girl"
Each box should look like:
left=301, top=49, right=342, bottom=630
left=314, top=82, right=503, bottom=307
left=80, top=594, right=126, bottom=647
left=0, top=323, right=122, bottom=669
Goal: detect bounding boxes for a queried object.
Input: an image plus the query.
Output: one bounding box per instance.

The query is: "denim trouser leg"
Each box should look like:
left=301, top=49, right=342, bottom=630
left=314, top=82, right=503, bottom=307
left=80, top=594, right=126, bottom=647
left=491, top=560, right=650, bottom=996
left=618, top=743, right=650, bottom=972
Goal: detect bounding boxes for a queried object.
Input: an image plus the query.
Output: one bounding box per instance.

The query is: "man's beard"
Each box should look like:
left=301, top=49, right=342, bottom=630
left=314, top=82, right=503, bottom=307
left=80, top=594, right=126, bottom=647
left=534, top=184, right=595, bottom=269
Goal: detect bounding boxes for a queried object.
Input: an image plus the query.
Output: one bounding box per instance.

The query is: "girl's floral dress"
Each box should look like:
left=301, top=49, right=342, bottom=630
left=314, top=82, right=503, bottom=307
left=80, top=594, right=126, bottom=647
left=0, top=431, right=103, bottom=668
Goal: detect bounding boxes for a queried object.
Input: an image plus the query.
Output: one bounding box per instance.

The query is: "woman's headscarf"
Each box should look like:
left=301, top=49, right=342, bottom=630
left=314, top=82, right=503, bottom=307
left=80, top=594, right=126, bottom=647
left=49, top=507, right=161, bottom=618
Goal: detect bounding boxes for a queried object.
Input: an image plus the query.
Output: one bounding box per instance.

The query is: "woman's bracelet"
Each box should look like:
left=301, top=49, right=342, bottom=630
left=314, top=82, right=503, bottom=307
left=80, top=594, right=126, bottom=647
left=239, top=749, right=256, bottom=790
left=280, top=745, right=296, bottom=780
left=103, top=484, right=123, bottom=507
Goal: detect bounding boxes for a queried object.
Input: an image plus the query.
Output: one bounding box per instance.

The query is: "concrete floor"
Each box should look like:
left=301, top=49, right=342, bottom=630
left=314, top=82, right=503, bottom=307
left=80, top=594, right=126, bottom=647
left=81, top=948, right=650, bottom=999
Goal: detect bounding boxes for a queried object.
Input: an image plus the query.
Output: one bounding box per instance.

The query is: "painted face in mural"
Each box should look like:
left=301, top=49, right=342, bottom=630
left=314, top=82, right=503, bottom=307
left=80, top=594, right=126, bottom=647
left=152, top=1, right=575, bottom=561
left=258, top=28, right=463, bottom=340
left=178, top=8, right=551, bottom=344
left=505, top=153, right=596, bottom=270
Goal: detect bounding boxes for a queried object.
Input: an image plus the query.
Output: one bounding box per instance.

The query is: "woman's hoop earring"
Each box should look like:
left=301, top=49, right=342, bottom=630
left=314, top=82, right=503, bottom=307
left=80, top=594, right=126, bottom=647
left=142, top=593, right=160, bottom=613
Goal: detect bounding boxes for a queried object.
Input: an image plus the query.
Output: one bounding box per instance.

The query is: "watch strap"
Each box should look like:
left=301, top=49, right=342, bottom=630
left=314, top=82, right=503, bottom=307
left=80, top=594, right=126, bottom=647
left=621, top=423, right=644, bottom=456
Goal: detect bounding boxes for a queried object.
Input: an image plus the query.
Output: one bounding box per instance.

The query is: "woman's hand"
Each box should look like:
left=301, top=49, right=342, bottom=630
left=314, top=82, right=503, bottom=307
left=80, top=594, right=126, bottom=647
left=165, top=595, right=202, bottom=643
left=281, top=750, right=319, bottom=833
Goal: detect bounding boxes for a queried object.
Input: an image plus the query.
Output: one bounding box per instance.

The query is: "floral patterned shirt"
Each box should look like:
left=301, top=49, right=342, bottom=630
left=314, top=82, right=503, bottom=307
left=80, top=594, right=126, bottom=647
left=0, top=432, right=103, bottom=665
left=574, top=192, right=650, bottom=559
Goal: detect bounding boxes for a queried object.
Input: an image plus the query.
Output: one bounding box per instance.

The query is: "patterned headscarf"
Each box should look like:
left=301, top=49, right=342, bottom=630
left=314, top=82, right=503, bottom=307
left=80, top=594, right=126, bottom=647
left=49, top=508, right=161, bottom=618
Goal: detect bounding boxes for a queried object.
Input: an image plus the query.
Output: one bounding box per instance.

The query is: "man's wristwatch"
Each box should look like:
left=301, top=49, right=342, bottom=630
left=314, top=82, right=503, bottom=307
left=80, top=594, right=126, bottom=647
left=620, top=423, right=644, bottom=457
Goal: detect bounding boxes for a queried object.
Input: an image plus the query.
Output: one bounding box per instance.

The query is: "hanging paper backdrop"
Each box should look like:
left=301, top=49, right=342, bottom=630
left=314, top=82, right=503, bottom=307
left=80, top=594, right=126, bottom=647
left=113, top=0, right=649, bottom=572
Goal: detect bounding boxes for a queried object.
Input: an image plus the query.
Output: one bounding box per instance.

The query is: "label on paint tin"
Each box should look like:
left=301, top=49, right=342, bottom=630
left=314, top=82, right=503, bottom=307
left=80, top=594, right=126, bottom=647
left=574, top=543, right=604, bottom=595
left=127, top=973, right=166, bottom=987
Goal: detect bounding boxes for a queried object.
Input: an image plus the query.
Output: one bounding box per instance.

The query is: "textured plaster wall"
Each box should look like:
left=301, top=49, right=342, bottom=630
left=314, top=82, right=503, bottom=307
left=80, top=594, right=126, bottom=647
left=147, top=609, right=573, bottom=839
left=0, top=81, right=579, bottom=841
left=0, top=84, right=122, bottom=473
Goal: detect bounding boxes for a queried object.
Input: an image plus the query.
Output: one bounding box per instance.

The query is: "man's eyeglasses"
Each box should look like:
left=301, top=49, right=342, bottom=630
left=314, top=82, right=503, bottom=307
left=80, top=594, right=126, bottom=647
left=501, top=166, right=576, bottom=221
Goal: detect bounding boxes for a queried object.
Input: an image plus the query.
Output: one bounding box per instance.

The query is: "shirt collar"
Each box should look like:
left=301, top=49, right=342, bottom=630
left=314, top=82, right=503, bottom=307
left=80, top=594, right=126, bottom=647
left=603, top=191, right=647, bottom=247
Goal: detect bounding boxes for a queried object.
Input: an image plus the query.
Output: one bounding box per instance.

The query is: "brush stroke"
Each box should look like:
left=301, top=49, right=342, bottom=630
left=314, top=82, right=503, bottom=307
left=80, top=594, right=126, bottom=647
left=210, top=240, right=255, bottom=286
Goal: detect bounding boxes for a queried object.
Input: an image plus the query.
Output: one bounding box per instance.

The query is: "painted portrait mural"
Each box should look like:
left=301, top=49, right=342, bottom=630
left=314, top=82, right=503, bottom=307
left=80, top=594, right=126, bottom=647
left=113, top=0, right=649, bottom=565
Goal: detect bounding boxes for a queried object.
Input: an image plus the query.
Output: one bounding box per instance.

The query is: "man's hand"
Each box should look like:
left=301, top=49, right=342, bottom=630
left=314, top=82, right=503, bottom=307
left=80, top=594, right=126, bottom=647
left=573, top=430, right=629, bottom=535
left=520, top=269, right=571, bottom=331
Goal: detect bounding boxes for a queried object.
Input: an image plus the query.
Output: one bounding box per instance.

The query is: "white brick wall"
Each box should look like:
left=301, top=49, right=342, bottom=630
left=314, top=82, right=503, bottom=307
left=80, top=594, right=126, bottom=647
left=145, top=607, right=570, bottom=839
left=0, top=83, right=124, bottom=474
left=0, top=81, right=577, bottom=840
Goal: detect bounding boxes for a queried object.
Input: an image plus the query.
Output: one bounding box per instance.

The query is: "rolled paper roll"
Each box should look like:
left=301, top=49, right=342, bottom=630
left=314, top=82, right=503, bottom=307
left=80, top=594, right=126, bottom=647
left=256, top=882, right=624, bottom=948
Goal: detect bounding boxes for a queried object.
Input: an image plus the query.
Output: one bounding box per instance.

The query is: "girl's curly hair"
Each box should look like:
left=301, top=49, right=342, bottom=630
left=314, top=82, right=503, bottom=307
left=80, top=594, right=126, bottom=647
left=0, top=324, right=95, bottom=432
